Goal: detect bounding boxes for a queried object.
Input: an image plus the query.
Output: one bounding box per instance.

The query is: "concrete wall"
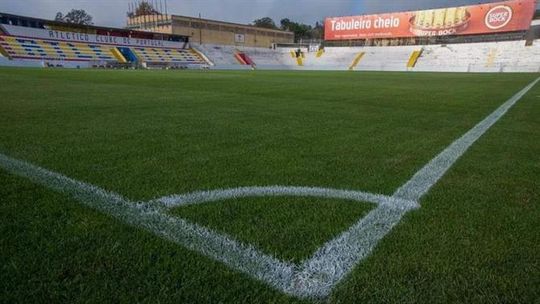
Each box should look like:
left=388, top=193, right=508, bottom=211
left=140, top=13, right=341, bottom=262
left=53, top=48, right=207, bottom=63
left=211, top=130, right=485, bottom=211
left=127, top=15, right=294, bottom=48
left=172, top=16, right=293, bottom=48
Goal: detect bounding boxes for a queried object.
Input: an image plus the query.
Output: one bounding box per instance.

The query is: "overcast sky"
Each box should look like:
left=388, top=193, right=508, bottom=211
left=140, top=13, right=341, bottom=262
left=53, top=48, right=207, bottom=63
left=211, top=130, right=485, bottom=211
left=0, top=0, right=537, bottom=27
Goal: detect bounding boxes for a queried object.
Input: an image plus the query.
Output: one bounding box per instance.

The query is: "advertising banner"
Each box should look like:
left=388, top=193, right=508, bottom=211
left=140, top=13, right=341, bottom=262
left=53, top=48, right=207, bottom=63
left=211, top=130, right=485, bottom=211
left=1, top=24, right=185, bottom=48
left=325, top=0, right=536, bottom=40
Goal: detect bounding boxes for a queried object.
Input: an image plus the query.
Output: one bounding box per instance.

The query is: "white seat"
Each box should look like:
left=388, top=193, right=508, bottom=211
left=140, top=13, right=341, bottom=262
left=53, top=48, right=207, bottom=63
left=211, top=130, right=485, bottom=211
left=195, top=39, right=540, bottom=73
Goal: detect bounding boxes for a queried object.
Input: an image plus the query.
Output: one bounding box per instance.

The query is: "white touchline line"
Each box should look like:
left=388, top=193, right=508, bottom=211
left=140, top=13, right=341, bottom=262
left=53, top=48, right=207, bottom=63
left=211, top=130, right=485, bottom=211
left=0, top=153, right=298, bottom=296
left=293, top=204, right=415, bottom=298
left=293, top=76, right=540, bottom=298
left=394, top=76, right=540, bottom=201
left=0, top=76, right=537, bottom=299
left=294, top=76, right=540, bottom=298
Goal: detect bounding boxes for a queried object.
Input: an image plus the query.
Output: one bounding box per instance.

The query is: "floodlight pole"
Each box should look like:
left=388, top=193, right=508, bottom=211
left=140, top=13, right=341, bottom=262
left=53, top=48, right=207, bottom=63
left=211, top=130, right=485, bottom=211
left=199, top=13, right=203, bottom=45
left=127, top=2, right=131, bottom=27
left=159, top=0, right=164, bottom=28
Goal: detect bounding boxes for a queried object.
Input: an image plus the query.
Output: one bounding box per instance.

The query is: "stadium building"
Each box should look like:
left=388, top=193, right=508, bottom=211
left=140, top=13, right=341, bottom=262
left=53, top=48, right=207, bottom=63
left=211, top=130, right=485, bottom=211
left=126, top=14, right=294, bottom=48
left=0, top=0, right=539, bottom=71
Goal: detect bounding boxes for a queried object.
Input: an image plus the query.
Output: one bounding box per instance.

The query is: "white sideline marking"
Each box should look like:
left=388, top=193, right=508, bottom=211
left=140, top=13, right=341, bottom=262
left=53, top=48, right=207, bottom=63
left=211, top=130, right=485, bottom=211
left=0, top=154, right=297, bottom=295
left=0, top=77, right=537, bottom=299
left=394, top=77, right=540, bottom=201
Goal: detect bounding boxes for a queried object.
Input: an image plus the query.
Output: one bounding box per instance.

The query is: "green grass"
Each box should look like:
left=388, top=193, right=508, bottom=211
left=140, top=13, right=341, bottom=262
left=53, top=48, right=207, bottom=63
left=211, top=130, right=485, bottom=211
left=171, top=197, right=375, bottom=263
left=0, top=68, right=539, bottom=303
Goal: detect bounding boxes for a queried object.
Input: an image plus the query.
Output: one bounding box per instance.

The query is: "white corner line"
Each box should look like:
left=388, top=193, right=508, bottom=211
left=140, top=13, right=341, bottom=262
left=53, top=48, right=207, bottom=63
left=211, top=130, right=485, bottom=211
left=153, top=186, right=418, bottom=210
left=0, top=153, right=298, bottom=297
left=0, top=76, right=537, bottom=300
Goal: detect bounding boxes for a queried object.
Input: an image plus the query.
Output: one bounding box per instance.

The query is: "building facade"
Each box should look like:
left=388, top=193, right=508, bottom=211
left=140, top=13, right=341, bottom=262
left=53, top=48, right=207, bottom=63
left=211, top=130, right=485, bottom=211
left=127, top=14, right=294, bottom=48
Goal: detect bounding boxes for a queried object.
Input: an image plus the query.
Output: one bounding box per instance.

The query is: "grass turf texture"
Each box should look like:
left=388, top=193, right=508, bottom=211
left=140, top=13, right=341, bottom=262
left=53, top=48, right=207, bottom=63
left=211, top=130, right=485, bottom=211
left=0, top=68, right=539, bottom=303
left=170, top=197, right=375, bottom=263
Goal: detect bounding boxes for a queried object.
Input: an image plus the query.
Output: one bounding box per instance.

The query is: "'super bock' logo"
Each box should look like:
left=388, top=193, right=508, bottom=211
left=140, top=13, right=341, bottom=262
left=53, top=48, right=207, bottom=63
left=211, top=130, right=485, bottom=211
left=485, top=5, right=513, bottom=30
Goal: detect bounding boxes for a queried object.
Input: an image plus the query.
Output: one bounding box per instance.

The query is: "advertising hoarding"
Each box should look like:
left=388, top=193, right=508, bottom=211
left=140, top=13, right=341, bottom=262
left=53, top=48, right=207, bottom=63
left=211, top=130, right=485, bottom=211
left=325, top=0, right=536, bottom=40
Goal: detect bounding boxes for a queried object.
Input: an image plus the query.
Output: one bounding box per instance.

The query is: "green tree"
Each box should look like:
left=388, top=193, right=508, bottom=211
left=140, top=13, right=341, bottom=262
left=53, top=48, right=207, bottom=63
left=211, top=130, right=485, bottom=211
left=55, top=9, right=93, bottom=25
left=280, top=18, right=312, bottom=42
left=134, top=1, right=159, bottom=16
left=252, top=17, right=278, bottom=29
left=311, top=21, right=325, bottom=40
left=279, top=19, right=325, bottom=42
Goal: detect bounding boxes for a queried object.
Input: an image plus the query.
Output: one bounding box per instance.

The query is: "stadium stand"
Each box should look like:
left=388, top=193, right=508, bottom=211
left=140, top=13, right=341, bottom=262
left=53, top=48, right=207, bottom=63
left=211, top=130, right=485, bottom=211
left=194, top=1, right=540, bottom=72
left=415, top=40, right=540, bottom=73
left=348, top=53, right=365, bottom=70
left=0, top=12, right=209, bottom=68
left=0, top=38, right=7, bottom=58
left=194, top=44, right=253, bottom=69
left=234, top=52, right=255, bottom=67
left=131, top=47, right=205, bottom=65
left=0, top=36, right=116, bottom=62
left=197, top=39, right=540, bottom=73
left=245, top=48, right=288, bottom=67
left=0, top=1, right=538, bottom=72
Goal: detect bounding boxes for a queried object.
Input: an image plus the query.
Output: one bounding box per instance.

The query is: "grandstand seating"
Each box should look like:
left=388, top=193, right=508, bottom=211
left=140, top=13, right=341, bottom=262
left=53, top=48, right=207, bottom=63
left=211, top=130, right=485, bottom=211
left=353, top=46, right=417, bottom=72
left=1, top=29, right=538, bottom=72
left=247, top=48, right=290, bottom=67
left=131, top=47, right=205, bottom=65
left=415, top=40, right=540, bottom=73
left=200, top=40, right=540, bottom=73
left=234, top=52, right=255, bottom=66
left=117, top=47, right=138, bottom=63
left=196, top=44, right=238, bottom=65
left=300, top=48, right=356, bottom=70
left=0, top=35, right=116, bottom=62
left=0, top=39, right=7, bottom=57
left=110, top=48, right=127, bottom=63
left=407, top=50, right=423, bottom=68
left=349, top=53, right=365, bottom=70
left=194, top=44, right=287, bottom=69
left=0, top=34, right=208, bottom=67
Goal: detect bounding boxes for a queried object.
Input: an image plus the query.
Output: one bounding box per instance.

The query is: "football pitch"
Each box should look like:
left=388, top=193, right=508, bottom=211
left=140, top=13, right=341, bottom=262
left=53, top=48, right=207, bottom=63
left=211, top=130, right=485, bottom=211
left=1, top=68, right=539, bottom=303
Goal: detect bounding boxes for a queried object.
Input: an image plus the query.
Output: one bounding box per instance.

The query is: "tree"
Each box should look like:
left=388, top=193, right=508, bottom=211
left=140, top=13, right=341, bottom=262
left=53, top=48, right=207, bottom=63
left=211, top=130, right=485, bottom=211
left=280, top=18, right=311, bottom=42
left=280, top=18, right=324, bottom=42
left=312, top=21, right=325, bottom=40
left=133, top=1, right=159, bottom=16
left=280, top=18, right=292, bottom=31
left=252, top=17, right=277, bottom=29
left=55, top=12, right=64, bottom=22
left=55, top=9, right=93, bottom=25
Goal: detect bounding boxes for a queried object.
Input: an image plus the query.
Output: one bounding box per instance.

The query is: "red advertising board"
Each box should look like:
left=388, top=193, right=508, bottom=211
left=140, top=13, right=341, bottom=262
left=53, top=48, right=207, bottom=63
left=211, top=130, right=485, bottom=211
left=325, top=0, right=536, bottom=41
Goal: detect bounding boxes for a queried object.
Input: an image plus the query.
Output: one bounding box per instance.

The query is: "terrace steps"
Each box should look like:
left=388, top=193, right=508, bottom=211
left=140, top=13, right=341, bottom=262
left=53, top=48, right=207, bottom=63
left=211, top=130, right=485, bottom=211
left=111, top=48, right=128, bottom=63
left=348, top=52, right=365, bottom=70
left=407, top=50, right=423, bottom=68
